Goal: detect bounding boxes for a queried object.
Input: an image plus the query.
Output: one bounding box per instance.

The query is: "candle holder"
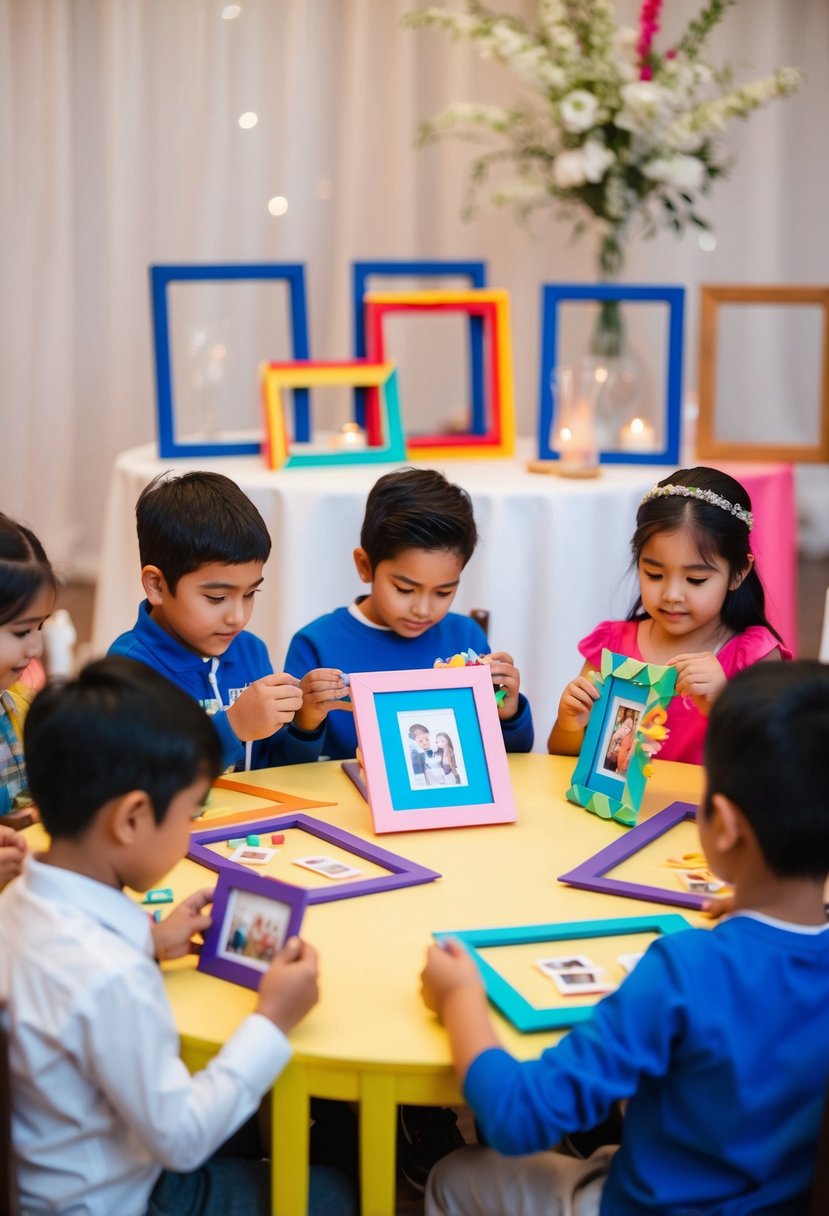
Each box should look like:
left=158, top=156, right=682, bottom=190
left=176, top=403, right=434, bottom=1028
left=549, top=363, right=601, bottom=478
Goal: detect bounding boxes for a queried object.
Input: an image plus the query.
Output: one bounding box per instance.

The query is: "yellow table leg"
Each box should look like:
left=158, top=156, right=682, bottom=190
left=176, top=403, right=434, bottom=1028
left=359, top=1072, right=398, bottom=1216
left=272, top=1063, right=310, bottom=1216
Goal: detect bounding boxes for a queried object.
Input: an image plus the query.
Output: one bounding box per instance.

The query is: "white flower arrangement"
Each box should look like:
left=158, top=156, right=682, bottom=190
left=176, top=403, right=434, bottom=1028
left=405, top=0, right=802, bottom=279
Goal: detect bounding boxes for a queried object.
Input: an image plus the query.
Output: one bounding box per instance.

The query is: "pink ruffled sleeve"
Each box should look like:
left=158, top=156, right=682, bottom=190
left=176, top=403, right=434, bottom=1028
left=718, top=626, right=793, bottom=676
left=577, top=620, right=639, bottom=668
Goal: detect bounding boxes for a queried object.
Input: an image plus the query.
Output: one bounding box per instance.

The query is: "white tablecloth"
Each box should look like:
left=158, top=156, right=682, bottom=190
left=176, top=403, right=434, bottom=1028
left=92, top=442, right=796, bottom=751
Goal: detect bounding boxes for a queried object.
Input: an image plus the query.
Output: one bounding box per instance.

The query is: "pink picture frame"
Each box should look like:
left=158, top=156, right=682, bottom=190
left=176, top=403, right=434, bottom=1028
left=349, top=665, right=516, bottom=834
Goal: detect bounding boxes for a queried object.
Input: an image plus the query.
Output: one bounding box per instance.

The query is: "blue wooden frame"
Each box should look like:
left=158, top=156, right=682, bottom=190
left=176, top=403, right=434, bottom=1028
left=352, top=259, right=487, bottom=431
left=537, top=283, right=685, bottom=465
left=434, top=914, right=690, bottom=1032
left=150, top=262, right=312, bottom=457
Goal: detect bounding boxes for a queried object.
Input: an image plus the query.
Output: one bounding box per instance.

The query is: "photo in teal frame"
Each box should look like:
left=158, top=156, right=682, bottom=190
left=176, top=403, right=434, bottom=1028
left=567, top=649, right=676, bottom=828
left=434, top=914, right=691, bottom=1033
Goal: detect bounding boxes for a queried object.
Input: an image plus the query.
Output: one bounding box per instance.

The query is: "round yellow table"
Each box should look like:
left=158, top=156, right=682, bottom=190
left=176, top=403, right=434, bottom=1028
left=159, top=753, right=704, bottom=1216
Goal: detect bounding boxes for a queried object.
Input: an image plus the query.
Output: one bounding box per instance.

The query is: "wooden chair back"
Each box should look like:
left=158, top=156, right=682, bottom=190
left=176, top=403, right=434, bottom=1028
left=469, top=608, right=490, bottom=639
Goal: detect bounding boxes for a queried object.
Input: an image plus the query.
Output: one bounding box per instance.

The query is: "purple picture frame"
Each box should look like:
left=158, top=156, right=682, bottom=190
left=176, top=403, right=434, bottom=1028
left=557, top=801, right=721, bottom=912
left=198, top=867, right=308, bottom=991
left=187, top=813, right=440, bottom=904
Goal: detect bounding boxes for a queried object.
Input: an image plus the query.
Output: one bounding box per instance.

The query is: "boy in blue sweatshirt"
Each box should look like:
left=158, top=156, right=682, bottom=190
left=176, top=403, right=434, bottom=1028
left=283, top=468, right=534, bottom=761
left=109, top=472, right=316, bottom=770
left=421, top=660, right=829, bottom=1216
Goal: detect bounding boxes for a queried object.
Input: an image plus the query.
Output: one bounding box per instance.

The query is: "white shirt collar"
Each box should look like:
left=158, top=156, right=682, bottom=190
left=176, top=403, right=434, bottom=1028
left=24, top=854, right=153, bottom=955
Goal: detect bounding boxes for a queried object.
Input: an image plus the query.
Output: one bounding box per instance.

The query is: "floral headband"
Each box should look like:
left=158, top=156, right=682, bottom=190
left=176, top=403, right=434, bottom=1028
left=639, top=484, right=754, bottom=531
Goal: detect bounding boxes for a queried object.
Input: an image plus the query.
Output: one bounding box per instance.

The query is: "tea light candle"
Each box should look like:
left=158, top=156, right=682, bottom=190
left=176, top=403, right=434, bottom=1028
left=331, top=422, right=367, bottom=450
left=618, top=416, right=656, bottom=452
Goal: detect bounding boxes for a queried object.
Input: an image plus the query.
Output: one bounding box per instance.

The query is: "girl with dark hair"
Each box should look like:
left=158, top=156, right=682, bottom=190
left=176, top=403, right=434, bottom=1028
left=548, top=468, right=791, bottom=765
left=0, top=513, right=57, bottom=844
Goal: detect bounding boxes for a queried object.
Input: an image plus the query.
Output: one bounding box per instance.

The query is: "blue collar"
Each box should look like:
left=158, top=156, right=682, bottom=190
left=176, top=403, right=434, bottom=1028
left=133, top=600, right=239, bottom=670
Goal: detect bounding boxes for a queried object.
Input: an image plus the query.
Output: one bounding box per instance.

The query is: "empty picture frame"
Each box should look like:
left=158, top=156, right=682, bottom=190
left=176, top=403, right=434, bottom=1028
left=364, top=289, right=516, bottom=459
left=150, top=262, right=311, bottom=457
left=198, top=867, right=308, bottom=991
left=558, top=800, right=723, bottom=912
left=537, top=283, right=685, bottom=465
left=697, top=284, right=829, bottom=462
left=352, top=260, right=488, bottom=432
left=349, top=665, right=516, bottom=834
left=566, top=649, right=677, bottom=828
left=192, top=775, right=336, bottom=831
left=187, top=813, right=440, bottom=903
left=434, top=913, right=690, bottom=1032
left=260, top=360, right=407, bottom=468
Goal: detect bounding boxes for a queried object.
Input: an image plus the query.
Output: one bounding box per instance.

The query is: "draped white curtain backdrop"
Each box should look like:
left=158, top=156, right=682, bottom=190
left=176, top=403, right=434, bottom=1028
left=1, top=0, right=827, bottom=573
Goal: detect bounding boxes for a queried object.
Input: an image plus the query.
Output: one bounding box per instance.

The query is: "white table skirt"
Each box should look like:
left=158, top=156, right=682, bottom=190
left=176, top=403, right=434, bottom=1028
left=91, top=442, right=796, bottom=751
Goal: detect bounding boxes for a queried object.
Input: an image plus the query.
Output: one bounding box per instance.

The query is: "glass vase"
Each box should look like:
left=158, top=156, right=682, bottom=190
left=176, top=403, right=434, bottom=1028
left=549, top=363, right=601, bottom=478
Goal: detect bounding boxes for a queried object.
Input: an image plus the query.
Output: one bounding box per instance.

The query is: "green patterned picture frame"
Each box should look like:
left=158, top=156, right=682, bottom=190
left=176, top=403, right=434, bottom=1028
left=566, top=648, right=676, bottom=827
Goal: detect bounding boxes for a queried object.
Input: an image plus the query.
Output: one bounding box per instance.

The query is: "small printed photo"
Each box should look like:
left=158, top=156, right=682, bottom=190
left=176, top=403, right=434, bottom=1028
left=229, top=844, right=276, bottom=866
left=293, top=855, right=363, bottom=881
left=676, top=870, right=730, bottom=896
left=535, top=955, right=599, bottom=977
left=598, top=698, right=642, bottom=779
left=548, top=970, right=613, bottom=997
left=617, top=952, right=644, bottom=974
left=398, top=708, right=469, bottom=791
left=217, top=887, right=292, bottom=972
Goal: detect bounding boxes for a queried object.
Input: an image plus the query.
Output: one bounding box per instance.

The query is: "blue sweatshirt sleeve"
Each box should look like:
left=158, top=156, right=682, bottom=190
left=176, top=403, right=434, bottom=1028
left=500, top=693, right=534, bottom=753
left=276, top=627, right=329, bottom=763
left=463, top=943, right=687, bottom=1155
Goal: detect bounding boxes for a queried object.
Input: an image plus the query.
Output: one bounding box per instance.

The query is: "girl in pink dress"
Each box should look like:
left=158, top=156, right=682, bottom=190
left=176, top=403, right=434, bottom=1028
left=548, top=467, right=792, bottom=766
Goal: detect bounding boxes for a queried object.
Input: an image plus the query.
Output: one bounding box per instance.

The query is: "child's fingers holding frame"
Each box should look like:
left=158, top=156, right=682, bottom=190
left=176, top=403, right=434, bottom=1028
left=294, top=668, right=352, bottom=731
left=482, top=651, right=520, bottom=718
left=227, top=673, right=304, bottom=740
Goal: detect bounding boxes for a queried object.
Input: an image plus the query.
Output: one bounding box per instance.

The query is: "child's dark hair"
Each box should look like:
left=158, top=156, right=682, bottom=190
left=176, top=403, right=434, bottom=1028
left=628, top=466, right=781, bottom=642
left=24, top=656, right=222, bottom=838
left=408, top=723, right=429, bottom=740
left=703, top=661, right=829, bottom=879
left=0, top=513, right=57, bottom=626
left=136, top=472, right=272, bottom=592
left=360, top=468, right=477, bottom=570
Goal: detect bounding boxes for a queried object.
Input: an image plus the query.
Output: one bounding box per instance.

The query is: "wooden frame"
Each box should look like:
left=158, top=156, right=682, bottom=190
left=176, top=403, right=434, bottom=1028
left=188, top=813, right=440, bottom=903
left=566, top=649, right=676, bottom=828
left=198, top=868, right=308, bottom=991
left=149, top=262, right=311, bottom=457
left=537, top=283, right=685, bottom=465
left=260, top=359, right=406, bottom=468
left=349, top=665, right=516, bottom=833
left=697, top=284, right=829, bottom=462
left=557, top=800, right=727, bottom=911
left=434, top=914, right=690, bottom=1032
left=352, top=260, right=488, bottom=432
left=364, top=289, right=516, bottom=459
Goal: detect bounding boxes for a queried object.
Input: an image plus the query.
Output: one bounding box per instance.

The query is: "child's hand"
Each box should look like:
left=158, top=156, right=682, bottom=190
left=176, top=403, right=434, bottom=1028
left=0, top=826, right=26, bottom=885
left=420, top=939, right=483, bottom=1020
left=557, top=674, right=601, bottom=733
left=294, top=669, right=352, bottom=732
left=701, top=893, right=737, bottom=921
left=669, top=652, right=727, bottom=716
left=151, top=887, right=214, bottom=961
left=256, top=936, right=319, bottom=1033
left=226, top=673, right=303, bottom=741
left=482, top=652, right=520, bottom=720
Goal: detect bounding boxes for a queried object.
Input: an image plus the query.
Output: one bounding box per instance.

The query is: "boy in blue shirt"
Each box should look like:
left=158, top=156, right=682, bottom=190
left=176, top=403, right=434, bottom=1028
left=421, top=660, right=829, bottom=1215
left=0, top=657, right=353, bottom=1215
left=283, top=467, right=534, bottom=760
left=110, top=471, right=316, bottom=770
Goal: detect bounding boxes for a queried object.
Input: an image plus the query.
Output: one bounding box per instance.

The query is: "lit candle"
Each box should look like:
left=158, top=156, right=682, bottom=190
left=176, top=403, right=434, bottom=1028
left=556, top=404, right=598, bottom=475
left=618, top=416, right=656, bottom=452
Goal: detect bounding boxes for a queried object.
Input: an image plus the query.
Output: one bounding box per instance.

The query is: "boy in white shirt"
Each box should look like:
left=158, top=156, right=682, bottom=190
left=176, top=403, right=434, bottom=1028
left=0, top=656, right=354, bottom=1216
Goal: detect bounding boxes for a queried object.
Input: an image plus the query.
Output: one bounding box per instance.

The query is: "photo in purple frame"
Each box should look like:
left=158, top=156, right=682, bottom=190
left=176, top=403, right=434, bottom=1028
left=557, top=801, right=723, bottom=912
left=198, top=868, right=308, bottom=991
left=187, top=813, right=441, bottom=904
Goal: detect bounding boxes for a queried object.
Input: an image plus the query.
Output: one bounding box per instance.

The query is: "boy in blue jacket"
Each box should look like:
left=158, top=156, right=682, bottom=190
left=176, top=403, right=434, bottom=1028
left=109, top=472, right=316, bottom=770
left=421, top=660, right=829, bottom=1216
left=283, top=468, right=534, bottom=761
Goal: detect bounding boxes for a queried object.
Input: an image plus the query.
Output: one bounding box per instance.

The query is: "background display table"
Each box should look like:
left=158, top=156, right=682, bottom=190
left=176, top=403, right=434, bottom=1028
left=92, top=444, right=797, bottom=747
left=159, top=753, right=705, bottom=1215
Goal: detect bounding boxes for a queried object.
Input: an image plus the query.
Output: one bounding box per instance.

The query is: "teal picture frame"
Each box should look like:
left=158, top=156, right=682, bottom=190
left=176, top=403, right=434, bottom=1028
left=567, top=649, right=677, bottom=828
left=434, top=914, right=690, bottom=1032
